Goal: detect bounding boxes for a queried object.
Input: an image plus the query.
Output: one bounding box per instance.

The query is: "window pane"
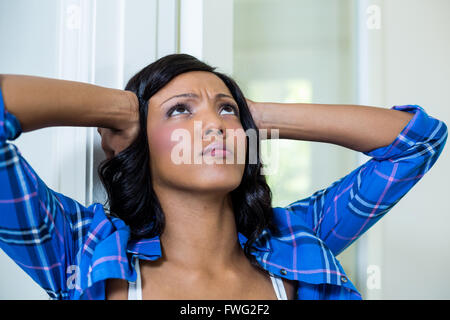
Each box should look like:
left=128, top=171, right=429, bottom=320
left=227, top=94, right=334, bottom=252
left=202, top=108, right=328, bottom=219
left=232, top=0, right=361, bottom=292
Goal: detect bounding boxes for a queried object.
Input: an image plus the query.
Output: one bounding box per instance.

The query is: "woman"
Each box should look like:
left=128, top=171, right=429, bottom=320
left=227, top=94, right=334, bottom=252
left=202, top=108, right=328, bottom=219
left=0, top=54, right=447, bottom=300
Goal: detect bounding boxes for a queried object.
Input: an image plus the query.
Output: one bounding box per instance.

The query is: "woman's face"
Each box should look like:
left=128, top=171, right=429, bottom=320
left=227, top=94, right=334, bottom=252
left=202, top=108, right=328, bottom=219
left=146, top=71, right=247, bottom=194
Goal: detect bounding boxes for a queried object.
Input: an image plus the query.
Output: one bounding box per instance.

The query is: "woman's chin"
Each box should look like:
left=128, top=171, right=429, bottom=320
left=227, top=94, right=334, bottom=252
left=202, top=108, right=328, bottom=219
left=185, top=169, right=243, bottom=192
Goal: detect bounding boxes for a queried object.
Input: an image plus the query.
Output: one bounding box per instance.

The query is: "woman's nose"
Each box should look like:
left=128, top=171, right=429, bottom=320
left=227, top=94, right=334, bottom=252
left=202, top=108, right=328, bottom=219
left=200, top=106, right=226, bottom=139
left=204, top=127, right=224, bottom=136
left=202, top=124, right=225, bottom=143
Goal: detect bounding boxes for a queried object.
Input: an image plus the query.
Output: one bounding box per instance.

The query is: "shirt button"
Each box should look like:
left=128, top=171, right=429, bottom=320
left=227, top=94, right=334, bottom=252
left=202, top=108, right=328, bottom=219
left=280, top=269, right=287, bottom=275
left=341, top=276, right=348, bottom=283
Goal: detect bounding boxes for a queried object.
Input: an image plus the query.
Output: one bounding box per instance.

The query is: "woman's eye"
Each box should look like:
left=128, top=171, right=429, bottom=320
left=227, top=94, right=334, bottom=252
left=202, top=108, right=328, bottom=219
left=168, top=104, right=190, bottom=117
left=220, top=104, right=239, bottom=116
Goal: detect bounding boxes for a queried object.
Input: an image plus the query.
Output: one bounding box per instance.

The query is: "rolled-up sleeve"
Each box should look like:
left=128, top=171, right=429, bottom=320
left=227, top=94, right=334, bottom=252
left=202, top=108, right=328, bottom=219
left=0, top=87, right=94, bottom=299
left=284, top=104, right=448, bottom=256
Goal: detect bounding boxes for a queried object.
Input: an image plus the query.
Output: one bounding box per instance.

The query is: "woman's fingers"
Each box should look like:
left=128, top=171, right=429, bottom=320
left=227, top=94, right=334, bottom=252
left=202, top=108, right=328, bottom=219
left=97, top=124, right=139, bottom=159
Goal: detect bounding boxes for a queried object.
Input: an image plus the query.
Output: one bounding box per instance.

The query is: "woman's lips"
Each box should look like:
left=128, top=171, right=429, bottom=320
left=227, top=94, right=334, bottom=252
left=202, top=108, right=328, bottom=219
left=202, top=141, right=233, bottom=157
left=206, top=149, right=232, bottom=157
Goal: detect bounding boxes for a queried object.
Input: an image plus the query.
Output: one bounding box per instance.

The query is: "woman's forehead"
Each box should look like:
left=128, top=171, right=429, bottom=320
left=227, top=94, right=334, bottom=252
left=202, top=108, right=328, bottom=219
left=150, top=71, right=232, bottom=106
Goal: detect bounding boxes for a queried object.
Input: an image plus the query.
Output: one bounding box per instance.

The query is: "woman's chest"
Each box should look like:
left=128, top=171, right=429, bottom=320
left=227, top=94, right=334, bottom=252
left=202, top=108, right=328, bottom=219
left=105, top=269, right=297, bottom=300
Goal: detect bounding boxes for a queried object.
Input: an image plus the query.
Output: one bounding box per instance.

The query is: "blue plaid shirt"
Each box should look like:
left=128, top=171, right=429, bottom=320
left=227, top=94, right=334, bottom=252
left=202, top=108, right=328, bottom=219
left=0, top=87, right=447, bottom=300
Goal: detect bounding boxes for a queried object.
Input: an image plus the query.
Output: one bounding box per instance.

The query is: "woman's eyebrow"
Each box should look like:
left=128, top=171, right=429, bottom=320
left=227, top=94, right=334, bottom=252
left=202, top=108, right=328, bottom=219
left=161, top=93, right=234, bottom=105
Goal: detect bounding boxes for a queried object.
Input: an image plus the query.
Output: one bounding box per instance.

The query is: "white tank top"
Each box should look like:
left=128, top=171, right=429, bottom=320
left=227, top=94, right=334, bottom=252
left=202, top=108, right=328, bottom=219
left=128, top=257, right=288, bottom=300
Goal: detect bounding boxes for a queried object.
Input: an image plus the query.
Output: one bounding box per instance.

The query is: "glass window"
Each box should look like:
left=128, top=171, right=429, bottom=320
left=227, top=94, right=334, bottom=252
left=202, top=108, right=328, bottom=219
left=232, top=0, right=360, bottom=291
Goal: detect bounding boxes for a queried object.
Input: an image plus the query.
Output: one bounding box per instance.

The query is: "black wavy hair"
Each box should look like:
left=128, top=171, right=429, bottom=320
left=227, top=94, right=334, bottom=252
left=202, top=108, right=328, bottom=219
left=98, top=53, right=280, bottom=272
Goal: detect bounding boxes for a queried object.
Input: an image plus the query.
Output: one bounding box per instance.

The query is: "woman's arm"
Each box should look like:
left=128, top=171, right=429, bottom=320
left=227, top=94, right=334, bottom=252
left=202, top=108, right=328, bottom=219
left=0, top=74, right=137, bottom=132
left=248, top=100, right=414, bottom=152
left=251, top=100, right=448, bottom=257
left=0, top=75, right=138, bottom=298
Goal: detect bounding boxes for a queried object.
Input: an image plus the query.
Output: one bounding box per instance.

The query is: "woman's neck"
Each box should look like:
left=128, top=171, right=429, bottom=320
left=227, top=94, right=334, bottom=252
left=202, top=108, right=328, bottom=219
left=153, top=185, right=246, bottom=275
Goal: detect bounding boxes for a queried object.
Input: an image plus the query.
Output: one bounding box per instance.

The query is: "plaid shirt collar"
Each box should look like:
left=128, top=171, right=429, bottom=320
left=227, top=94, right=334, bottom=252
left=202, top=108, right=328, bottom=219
left=126, top=230, right=271, bottom=260
left=77, top=207, right=360, bottom=299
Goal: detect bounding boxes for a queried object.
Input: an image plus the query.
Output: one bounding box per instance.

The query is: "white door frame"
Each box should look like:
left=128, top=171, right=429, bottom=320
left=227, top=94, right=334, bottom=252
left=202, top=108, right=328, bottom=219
left=179, top=0, right=234, bottom=74
left=90, top=0, right=180, bottom=206
left=355, top=0, right=385, bottom=300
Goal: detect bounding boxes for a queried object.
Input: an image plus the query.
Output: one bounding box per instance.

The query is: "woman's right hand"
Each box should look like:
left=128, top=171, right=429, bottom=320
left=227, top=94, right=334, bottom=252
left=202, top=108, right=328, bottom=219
left=97, top=91, right=140, bottom=160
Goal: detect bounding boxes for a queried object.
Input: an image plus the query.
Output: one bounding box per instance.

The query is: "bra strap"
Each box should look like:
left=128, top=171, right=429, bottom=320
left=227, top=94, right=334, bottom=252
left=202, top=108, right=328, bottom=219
left=270, top=273, right=288, bottom=300
left=128, top=257, right=142, bottom=300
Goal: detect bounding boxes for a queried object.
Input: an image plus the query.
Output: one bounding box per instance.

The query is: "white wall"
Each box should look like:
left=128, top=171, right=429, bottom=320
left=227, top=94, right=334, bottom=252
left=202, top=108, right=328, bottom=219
left=357, top=0, right=450, bottom=299
left=0, top=0, right=177, bottom=299
left=382, top=0, right=450, bottom=299
left=0, top=0, right=63, bottom=300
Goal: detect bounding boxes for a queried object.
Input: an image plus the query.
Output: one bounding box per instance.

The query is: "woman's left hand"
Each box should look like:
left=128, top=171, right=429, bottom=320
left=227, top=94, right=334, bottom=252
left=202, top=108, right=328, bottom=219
left=97, top=91, right=140, bottom=160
